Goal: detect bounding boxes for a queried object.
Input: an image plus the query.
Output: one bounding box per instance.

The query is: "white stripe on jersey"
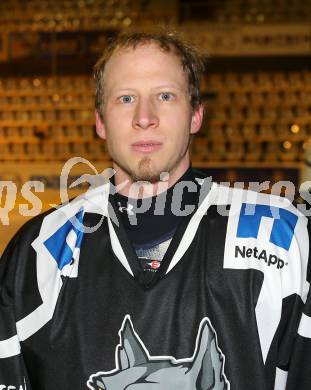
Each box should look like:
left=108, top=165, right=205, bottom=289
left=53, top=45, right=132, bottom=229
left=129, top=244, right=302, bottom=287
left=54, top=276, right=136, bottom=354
left=165, top=182, right=218, bottom=274
left=298, top=313, right=311, bottom=338
left=274, top=367, right=288, bottom=390
left=0, top=335, right=20, bottom=358
left=107, top=217, right=134, bottom=276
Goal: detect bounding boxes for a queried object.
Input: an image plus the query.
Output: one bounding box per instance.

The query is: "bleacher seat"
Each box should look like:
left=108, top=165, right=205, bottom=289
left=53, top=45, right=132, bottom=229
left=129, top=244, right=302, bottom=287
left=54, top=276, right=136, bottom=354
left=0, top=71, right=310, bottom=165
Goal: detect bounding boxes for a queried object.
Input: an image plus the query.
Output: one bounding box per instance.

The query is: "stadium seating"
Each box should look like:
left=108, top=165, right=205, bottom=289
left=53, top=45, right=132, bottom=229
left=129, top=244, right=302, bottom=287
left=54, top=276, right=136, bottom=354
left=198, top=70, right=311, bottom=166
left=0, top=0, right=140, bottom=32
left=0, top=71, right=310, bottom=166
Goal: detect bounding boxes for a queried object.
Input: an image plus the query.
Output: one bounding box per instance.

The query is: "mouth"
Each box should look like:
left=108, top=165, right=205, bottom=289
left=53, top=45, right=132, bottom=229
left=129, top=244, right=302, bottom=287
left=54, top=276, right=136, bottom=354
left=131, top=141, right=162, bottom=153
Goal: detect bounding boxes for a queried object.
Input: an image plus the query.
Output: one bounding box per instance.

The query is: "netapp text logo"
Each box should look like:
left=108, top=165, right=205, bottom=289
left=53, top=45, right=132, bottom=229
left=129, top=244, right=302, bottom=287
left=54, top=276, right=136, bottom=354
left=235, top=245, right=286, bottom=269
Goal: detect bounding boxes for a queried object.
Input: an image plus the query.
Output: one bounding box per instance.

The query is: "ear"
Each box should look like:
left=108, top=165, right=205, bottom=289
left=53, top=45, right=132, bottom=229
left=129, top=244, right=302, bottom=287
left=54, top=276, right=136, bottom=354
left=117, top=317, right=148, bottom=370
left=189, top=319, right=227, bottom=389
left=95, top=110, right=106, bottom=140
left=190, top=104, right=204, bottom=135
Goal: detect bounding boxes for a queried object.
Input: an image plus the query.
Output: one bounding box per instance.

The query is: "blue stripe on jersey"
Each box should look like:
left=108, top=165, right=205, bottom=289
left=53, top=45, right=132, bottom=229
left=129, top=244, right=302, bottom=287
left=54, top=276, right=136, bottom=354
left=44, top=208, right=84, bottom=270
left=237, top=203, right=298, bottom=251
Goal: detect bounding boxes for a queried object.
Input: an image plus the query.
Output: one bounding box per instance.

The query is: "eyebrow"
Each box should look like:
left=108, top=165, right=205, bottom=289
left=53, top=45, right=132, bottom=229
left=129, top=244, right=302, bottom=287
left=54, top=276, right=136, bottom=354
left=112, top=85, right=183, bottom=93
left=113, top=89, right=137, bottom=94
left=153, top=84, right=184, bottom=91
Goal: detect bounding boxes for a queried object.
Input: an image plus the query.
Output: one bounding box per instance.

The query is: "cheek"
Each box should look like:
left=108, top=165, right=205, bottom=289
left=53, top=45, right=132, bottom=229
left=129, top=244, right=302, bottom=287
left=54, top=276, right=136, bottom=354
left=104, top=104, right=133, bottom=128
left=163, top=105, right=192, bottom=128
left=165, top=113, right=192, bottom=142
left=104, top=116, right=129, bottom=142
left=105, top=128, right=130, bottom=157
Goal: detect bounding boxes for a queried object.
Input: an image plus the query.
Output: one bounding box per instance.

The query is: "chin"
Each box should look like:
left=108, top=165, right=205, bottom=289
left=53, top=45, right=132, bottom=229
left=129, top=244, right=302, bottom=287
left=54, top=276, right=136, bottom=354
left=131, top=169, right=162, bottom=184
left=130, top=157, right=165, bottom=183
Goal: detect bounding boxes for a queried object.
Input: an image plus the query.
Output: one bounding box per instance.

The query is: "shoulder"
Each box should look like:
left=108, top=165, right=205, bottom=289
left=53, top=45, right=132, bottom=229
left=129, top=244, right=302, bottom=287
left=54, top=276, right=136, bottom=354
left=209, top=184, right=309, bottom=296
left=204, top=181, right=302, bottom=218
left=2, top=183, right=110, bottom=261
left=210, top=183, right=307, bottom=246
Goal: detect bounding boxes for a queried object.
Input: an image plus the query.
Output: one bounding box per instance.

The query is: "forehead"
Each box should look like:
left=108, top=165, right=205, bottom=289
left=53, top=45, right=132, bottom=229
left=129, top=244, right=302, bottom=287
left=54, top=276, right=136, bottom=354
left=103, top=43, right=187, bottom=89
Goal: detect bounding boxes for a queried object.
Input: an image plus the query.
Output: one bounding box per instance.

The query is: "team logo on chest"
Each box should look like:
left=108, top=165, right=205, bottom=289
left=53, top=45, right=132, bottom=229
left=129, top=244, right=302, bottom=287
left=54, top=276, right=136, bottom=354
left=87, top=315, right=230, bottom=390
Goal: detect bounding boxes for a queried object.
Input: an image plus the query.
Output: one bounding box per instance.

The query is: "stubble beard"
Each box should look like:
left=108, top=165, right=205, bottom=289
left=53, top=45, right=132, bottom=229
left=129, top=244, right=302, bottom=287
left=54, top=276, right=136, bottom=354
left=116, top=156, right=165, bottom=184
left=131, top=156, right=164, bottom=183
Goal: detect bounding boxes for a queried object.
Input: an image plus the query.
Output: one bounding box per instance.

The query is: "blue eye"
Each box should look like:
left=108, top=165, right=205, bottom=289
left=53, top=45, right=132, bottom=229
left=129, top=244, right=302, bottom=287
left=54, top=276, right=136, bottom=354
left=120, top=95, right=134, bottom=103
left=159, top=92, right=173, bottom=101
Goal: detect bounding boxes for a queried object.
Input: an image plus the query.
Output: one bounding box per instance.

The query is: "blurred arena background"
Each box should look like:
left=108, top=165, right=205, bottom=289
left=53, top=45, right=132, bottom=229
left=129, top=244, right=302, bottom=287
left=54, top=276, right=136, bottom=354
left=0, top=0, right=310, bottom=253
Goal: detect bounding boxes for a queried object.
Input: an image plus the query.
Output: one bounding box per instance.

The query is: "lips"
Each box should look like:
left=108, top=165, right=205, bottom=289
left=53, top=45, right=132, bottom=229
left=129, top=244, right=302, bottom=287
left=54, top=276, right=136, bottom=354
left=131, top=141, right=162, bottom=153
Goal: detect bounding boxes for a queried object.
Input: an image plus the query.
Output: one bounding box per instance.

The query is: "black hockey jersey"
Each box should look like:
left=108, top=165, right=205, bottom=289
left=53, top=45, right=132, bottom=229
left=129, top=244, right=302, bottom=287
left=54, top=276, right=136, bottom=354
left=0, top=178, right=310, bottom=390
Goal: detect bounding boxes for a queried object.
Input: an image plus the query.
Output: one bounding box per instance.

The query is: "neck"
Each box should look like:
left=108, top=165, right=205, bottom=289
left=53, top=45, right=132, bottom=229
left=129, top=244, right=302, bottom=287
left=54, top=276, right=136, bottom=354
left=114, top=160, right=191, bottom=198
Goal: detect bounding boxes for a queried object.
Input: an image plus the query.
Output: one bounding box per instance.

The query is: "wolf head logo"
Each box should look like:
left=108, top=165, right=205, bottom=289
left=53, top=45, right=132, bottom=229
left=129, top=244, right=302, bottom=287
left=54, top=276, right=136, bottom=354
left=87, top=315, right=229, bottom=390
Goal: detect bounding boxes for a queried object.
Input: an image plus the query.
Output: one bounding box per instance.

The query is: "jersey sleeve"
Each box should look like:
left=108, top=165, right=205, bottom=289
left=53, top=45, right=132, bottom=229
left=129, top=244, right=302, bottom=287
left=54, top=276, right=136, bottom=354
left=285, top=215, right=311, bottom=389
left=0, top=232, right=32, bottom=388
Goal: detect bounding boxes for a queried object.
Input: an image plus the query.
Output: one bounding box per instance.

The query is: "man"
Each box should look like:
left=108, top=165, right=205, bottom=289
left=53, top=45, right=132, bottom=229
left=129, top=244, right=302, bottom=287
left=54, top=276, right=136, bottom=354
left=0, top=32, right=310, bottom=389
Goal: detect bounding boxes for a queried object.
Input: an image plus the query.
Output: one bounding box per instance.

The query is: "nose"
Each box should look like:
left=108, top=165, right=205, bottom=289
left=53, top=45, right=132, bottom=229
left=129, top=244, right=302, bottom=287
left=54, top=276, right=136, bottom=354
left=132, top=98, right=159, bottom=130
